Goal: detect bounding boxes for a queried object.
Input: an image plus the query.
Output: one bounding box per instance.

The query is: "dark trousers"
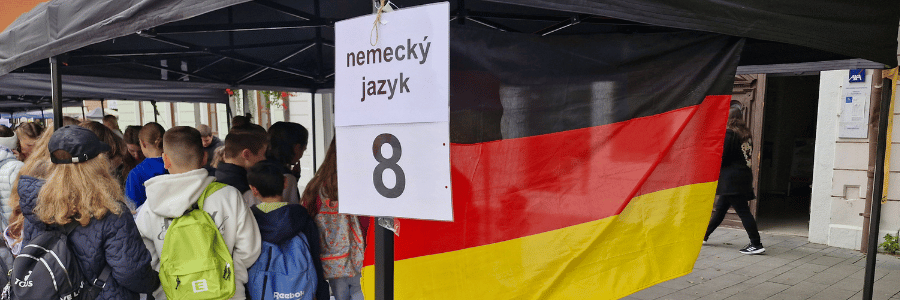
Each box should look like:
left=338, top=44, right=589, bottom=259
left=705, top=195, right=761, bottom=246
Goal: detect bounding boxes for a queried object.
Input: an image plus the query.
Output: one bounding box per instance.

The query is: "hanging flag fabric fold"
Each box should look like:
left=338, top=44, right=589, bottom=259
left=362, top=26, right=745, bottom=300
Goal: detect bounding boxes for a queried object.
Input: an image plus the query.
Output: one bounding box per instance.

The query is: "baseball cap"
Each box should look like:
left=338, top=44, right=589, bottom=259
left=48, top=125, right=111, bottom=164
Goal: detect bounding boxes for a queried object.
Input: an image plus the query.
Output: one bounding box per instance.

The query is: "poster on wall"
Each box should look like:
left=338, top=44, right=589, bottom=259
left=839, top=86, right=870, bottom=139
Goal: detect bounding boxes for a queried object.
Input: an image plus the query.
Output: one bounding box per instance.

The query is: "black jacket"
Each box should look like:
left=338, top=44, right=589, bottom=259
left=19, top=176, right=160, bottom=300
left=716, top=129, right=755, bottom=199
left=215, top=162, right=250, bottom=193
left=203, top=136, right=224, bottom=169
left=251, top=204, right=329, bottom=300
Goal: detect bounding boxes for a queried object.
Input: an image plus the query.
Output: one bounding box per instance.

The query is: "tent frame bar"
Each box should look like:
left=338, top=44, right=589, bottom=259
left=255, top=0, right=321, bottom=21
left=137, top=34, right=318, bottom=81
left=19, top=61, right=128, bottom=73
left=465, top=16, right=520, bottom=32
left=126, top=58, right=232, bottom=85
left=151, top=20, right=333, bottom=35
left=535, top=14, right=585, bottom=36
left=237, top=42, right=317, bottom=84
left=69, top=39, right=332, bottom=58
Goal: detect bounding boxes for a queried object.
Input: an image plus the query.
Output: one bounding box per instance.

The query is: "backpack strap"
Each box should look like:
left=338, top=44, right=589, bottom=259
left=80, top=265, right=112, bottom=298
left=196, top=182, right=228, bottom=211
left=57, top=222, right=78, bottom=235
left=91, top=266, right=112, bottom=289
left=179, top=182, right=229, bottom=216
left=51, top=221, right=112, bottom=297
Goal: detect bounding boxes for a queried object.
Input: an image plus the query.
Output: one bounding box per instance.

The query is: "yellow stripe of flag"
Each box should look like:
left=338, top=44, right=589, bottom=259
left=363, top=181, right=717, bottom=299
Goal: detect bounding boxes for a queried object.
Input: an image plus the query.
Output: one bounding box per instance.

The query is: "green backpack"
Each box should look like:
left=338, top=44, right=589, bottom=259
left=159, top=182, right=235, bottom=299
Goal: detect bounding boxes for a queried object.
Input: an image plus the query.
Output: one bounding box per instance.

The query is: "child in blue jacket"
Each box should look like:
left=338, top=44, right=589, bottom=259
left=248, top=161, right=329, bottom=300
left=124, top=122, right=166, bottom=208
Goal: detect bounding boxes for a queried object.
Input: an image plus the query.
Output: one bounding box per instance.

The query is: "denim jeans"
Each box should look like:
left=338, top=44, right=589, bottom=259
left=328, top=273, right=363, bottom=300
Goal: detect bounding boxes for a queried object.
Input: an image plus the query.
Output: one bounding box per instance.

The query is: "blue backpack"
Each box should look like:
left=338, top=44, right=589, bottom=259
left=247, top=233, right=317, bottom=300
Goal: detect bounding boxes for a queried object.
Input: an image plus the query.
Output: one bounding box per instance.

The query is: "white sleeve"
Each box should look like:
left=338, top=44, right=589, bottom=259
left=134, top=211, right=161, bottom=271
left=229, top=191, right=262, bottom=287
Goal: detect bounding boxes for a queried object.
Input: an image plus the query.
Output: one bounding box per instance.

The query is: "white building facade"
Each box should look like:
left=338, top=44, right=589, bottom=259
left=810, top=69, right=900, bottom=250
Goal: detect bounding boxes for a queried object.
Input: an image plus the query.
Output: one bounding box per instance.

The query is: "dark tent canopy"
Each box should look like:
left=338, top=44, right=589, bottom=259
left=499, top=0, right=900, bottom=67
left=0, top=73, right=228, bottom=104
left=0, top=0, right=896, bottom=92
left=0, top=95, right=82, bottom=113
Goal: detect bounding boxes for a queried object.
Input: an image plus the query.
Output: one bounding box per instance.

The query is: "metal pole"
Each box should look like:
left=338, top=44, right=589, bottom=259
left=375, top=218, right=394, bottom=300
left=170, top=103, right=176, bottom=127
left=242, top=89, right=251, bottom=117
left=863, top=76, right=893, bottom=300
left=457, top=0, right=466, bottom=25
left=49, top=57, right=63, bottom=129
left=151, top=101, right=159, bottom=123
left=861, top=76, right=883, bottom=252
left=226, top=100, right=233, bottom=129
left=311, top=91, right=317, bottom=173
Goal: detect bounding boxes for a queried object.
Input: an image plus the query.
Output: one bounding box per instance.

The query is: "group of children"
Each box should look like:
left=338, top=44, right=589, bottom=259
left=0, top=119, right=363, bottom=300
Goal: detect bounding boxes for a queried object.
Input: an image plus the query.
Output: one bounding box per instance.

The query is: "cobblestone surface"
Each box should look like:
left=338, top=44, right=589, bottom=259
left=623, top=228, right=900, bottom=300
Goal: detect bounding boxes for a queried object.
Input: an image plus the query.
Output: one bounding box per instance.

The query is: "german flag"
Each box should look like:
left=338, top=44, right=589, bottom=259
left=362, top=26, right=744, bottom=299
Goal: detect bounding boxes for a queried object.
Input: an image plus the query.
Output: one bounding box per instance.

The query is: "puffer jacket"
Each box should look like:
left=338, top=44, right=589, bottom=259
left=0, top=146, right=22, bottom=268
left=0, top=146, right=22, bottom=229
left=20, top=176, right=160, bottom=299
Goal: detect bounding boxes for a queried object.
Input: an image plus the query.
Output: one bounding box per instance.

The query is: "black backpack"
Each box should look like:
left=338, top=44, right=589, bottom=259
left=1, top=224, right=110, bottom=300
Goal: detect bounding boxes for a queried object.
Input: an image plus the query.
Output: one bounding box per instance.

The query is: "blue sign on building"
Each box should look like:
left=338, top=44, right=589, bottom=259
left=849, top=69, right=865, bottom=83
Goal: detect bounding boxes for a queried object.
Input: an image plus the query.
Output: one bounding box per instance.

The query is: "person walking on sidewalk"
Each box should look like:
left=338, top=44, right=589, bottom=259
left=704, top=105, right=765, bottom=255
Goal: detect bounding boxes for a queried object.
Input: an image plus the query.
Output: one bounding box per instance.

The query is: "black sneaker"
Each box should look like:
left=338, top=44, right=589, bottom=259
left=739, top=244, right=765, bottom=255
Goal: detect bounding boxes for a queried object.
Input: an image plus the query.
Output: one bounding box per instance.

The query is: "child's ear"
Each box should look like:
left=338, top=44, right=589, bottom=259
left=249, top=185, right=261, bottom=198
left=162, top=152, right=172, bottom=170
left=241, top=148, right=251, bottom=161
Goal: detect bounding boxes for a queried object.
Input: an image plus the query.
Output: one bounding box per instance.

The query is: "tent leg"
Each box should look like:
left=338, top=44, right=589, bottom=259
left=242, top=90, right=251, bottom=117
left=151, top=100, right=159, bottom=123
left=50, top=56, right=63, bottom=129
left=375, top=218, right=394, bottom=300
left=863, top=76, right=894, bottom=300
left=311, top=92, right=317, bottom=173
left=226, top=100, right=233, bottom=129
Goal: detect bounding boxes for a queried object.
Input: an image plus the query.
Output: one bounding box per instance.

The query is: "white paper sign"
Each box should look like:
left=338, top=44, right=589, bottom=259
left=334, top=2, right=452, bottom=221
left=334, top=2, right=450, bottom=127
left=335, top=123, right=452, bottom=220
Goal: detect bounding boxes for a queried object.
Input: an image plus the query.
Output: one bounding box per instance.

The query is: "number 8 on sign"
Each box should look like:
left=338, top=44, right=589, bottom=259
left=372, top=133, right=405, bottom=198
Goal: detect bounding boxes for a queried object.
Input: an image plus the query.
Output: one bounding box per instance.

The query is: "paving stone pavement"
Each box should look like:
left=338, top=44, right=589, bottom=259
left=623, top=228, right=900, bottom=300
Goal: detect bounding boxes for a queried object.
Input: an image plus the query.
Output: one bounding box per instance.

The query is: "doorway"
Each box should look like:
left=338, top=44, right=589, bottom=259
left=755, top=75, right=820, bottom=236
